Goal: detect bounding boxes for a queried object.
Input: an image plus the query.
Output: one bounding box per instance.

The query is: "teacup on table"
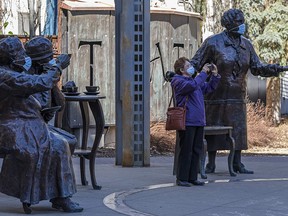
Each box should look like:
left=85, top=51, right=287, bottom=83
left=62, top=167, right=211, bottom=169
left=65, top=86, right=78, bottom=93
left=85, top=86, right=100, bottom=93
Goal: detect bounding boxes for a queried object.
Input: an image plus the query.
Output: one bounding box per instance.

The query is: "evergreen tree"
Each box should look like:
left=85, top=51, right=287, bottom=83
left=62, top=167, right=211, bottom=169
left=238, top=0, right=288, bottom=65
left=237, top=0, right=288, bottom=124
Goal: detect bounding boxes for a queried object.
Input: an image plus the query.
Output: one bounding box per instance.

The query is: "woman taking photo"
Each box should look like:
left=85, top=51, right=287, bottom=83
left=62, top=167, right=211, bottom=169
left=171, top=57, right=220, bottom=187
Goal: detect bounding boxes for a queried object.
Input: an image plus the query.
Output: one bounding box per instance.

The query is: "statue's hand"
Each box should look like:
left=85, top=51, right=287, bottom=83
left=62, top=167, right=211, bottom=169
left=281, top=66, right=288, bottom=72
left=202, top=63, right=211, bottom=75
left=42, top=111, right=55, bottom=123
left=56, top=54, right=71, bottom=70
left=210, top=63, right=218, bottom=76
left=41, top=106, right=61, bottom=123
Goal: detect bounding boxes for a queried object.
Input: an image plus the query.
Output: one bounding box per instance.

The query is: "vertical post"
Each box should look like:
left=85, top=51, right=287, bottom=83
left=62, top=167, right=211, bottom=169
left=114, top=0, right=123, bottom=165
left=28, top=0, right=35, bottom=38
left=115, top=0, right=150, bottom=166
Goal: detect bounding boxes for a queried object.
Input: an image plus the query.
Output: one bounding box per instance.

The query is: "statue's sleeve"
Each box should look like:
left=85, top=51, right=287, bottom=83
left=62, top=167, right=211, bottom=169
left=0, top=67, right=60, bottom=97
left=249, top=41, right=281, bottom=77
left=190, top=39, right=213, bottom=72
left=51, top=85, right=66, bottom=111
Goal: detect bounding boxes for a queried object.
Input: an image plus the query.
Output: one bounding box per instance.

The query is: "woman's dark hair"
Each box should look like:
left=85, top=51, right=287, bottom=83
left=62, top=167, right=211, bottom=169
left=221, top=8, right=244, bottom=30
left=174, top=57, right=189, bottom=75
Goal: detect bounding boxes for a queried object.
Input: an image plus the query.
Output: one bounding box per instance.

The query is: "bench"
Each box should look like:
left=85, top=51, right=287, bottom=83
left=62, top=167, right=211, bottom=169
left=200, top=126, right=237, bottom=179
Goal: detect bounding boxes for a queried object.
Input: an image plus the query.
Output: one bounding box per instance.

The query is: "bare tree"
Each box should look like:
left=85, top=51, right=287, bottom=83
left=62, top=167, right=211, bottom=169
left=0, top=0, right=13, bottom=34
left=27, top=0, right=41, bottom=38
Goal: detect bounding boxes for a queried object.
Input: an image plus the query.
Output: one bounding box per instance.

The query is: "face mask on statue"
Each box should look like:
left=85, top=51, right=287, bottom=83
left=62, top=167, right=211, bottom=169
left=23, top=57, right=32, bottom=71
left=12, top=56, right=32, bottom=72
left=187, top=66, right=196, bottom=76
left=48, top=58, right=57, bottom=66
left=229, top=23, right=246, bottom=35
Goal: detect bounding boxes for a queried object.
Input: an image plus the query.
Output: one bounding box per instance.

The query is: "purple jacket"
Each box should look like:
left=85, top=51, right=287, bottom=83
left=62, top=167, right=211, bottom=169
left=171, top=71, right=220, bottom=126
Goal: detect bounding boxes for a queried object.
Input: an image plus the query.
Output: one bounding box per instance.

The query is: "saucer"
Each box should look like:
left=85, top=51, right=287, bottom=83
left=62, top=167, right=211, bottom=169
left=64, top=92, right=81, bottom=96
left=83, top=91, right=100, bottom=95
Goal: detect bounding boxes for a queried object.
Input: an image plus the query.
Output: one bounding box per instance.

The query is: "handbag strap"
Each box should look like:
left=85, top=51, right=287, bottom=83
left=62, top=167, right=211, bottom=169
left=169, top=87, right=188, bottom=108
left=168, top=88, right=175, bottom=107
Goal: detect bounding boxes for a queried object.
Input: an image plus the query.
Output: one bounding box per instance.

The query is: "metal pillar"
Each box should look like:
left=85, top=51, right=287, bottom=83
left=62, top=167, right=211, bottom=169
left=115, top=0, right=150, bottom=166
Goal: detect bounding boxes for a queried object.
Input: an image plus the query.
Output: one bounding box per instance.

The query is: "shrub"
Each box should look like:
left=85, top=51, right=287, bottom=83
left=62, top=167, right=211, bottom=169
left=150, top=122, right=176, bottom=155
left=247, top=99, right=276, bottom=148
left=150, top=100, right=287, bottom=155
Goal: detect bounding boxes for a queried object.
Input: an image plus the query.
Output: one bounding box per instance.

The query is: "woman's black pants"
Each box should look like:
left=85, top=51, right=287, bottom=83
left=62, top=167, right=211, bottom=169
left=176, top=126, right=203, bottom=182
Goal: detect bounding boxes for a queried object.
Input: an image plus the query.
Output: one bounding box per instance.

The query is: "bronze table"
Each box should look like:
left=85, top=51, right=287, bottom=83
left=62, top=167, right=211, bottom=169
left=55, top=94, right=106, bottom=190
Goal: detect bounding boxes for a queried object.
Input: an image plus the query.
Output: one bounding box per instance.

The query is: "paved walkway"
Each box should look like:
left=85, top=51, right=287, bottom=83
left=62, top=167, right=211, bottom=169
left=0, top=155, right=288, bottom=215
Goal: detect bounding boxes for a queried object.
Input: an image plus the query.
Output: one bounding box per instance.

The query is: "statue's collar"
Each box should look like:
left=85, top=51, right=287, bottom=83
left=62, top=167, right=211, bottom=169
left=223, top=31, right=246, bottom=49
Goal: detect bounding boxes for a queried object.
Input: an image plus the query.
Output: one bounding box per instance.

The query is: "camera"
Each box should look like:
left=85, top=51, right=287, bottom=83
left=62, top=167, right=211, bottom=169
left=208, top=64, right=214, bottom=71
left=165, top=71, right=175, bottom=82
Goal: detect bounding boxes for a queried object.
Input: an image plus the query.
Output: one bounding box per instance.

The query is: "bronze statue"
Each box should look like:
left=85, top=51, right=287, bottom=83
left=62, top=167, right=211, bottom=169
left=0, top=37, right=83, bottom=213
left=24, top=36, right=77, bottom=154
left=190, top=8, right=288, bottom=174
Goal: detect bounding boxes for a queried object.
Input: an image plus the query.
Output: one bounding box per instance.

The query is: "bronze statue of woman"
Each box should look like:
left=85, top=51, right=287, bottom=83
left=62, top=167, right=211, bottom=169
left=190, top=8, right=288, bottom=174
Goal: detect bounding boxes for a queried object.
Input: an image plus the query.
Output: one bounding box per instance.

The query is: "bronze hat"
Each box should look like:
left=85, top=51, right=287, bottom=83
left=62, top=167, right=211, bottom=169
left=0, top=37, right=26, bottom=65
left=25, top=36, right=54, bottom=61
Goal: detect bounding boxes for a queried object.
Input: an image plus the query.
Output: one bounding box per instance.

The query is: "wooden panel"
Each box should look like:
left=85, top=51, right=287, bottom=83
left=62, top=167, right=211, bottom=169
left=60, top=9, right=202, bottom=126
left=149, top=14, right=200, bottom=121
left=65, top=10, right=115, bottom=126
left=150, top=14, right=172, bottom=122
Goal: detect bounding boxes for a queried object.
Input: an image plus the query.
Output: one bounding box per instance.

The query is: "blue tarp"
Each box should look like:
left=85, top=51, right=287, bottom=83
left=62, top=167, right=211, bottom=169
left=43, top=0, right=57, bottom=35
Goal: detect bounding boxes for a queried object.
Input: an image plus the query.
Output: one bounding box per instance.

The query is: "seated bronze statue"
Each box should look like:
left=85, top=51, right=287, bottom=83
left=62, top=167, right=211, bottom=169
left=24, top=36, right=77, bottom=154
left=0, top=37, right=83, bottom=213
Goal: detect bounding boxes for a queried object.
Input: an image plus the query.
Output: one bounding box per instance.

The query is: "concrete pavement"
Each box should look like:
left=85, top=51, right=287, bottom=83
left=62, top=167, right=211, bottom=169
left=0, top=155, right=288, bottom=215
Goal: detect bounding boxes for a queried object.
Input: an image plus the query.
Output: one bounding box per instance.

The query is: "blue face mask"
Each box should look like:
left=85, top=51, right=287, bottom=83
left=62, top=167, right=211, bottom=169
left=23, top=57, right=32, bottom=71
left=187, top=66, right=196, bottom=76
left=230, top=23, right=246, bottom=35
left=48, top=58, right=57, bottom=66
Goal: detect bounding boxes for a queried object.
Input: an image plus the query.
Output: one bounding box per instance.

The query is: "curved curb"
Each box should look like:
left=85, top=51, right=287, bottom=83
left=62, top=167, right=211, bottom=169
left=103, top=178, right=288, bottom=216
left=103, top=183, right=174, bottom=216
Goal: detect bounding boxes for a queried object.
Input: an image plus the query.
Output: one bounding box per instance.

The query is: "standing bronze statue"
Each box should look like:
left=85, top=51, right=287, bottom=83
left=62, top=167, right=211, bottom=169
left=0, top=37, right=83, bottom=213
left=190, top=8, right=288, bottom=174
